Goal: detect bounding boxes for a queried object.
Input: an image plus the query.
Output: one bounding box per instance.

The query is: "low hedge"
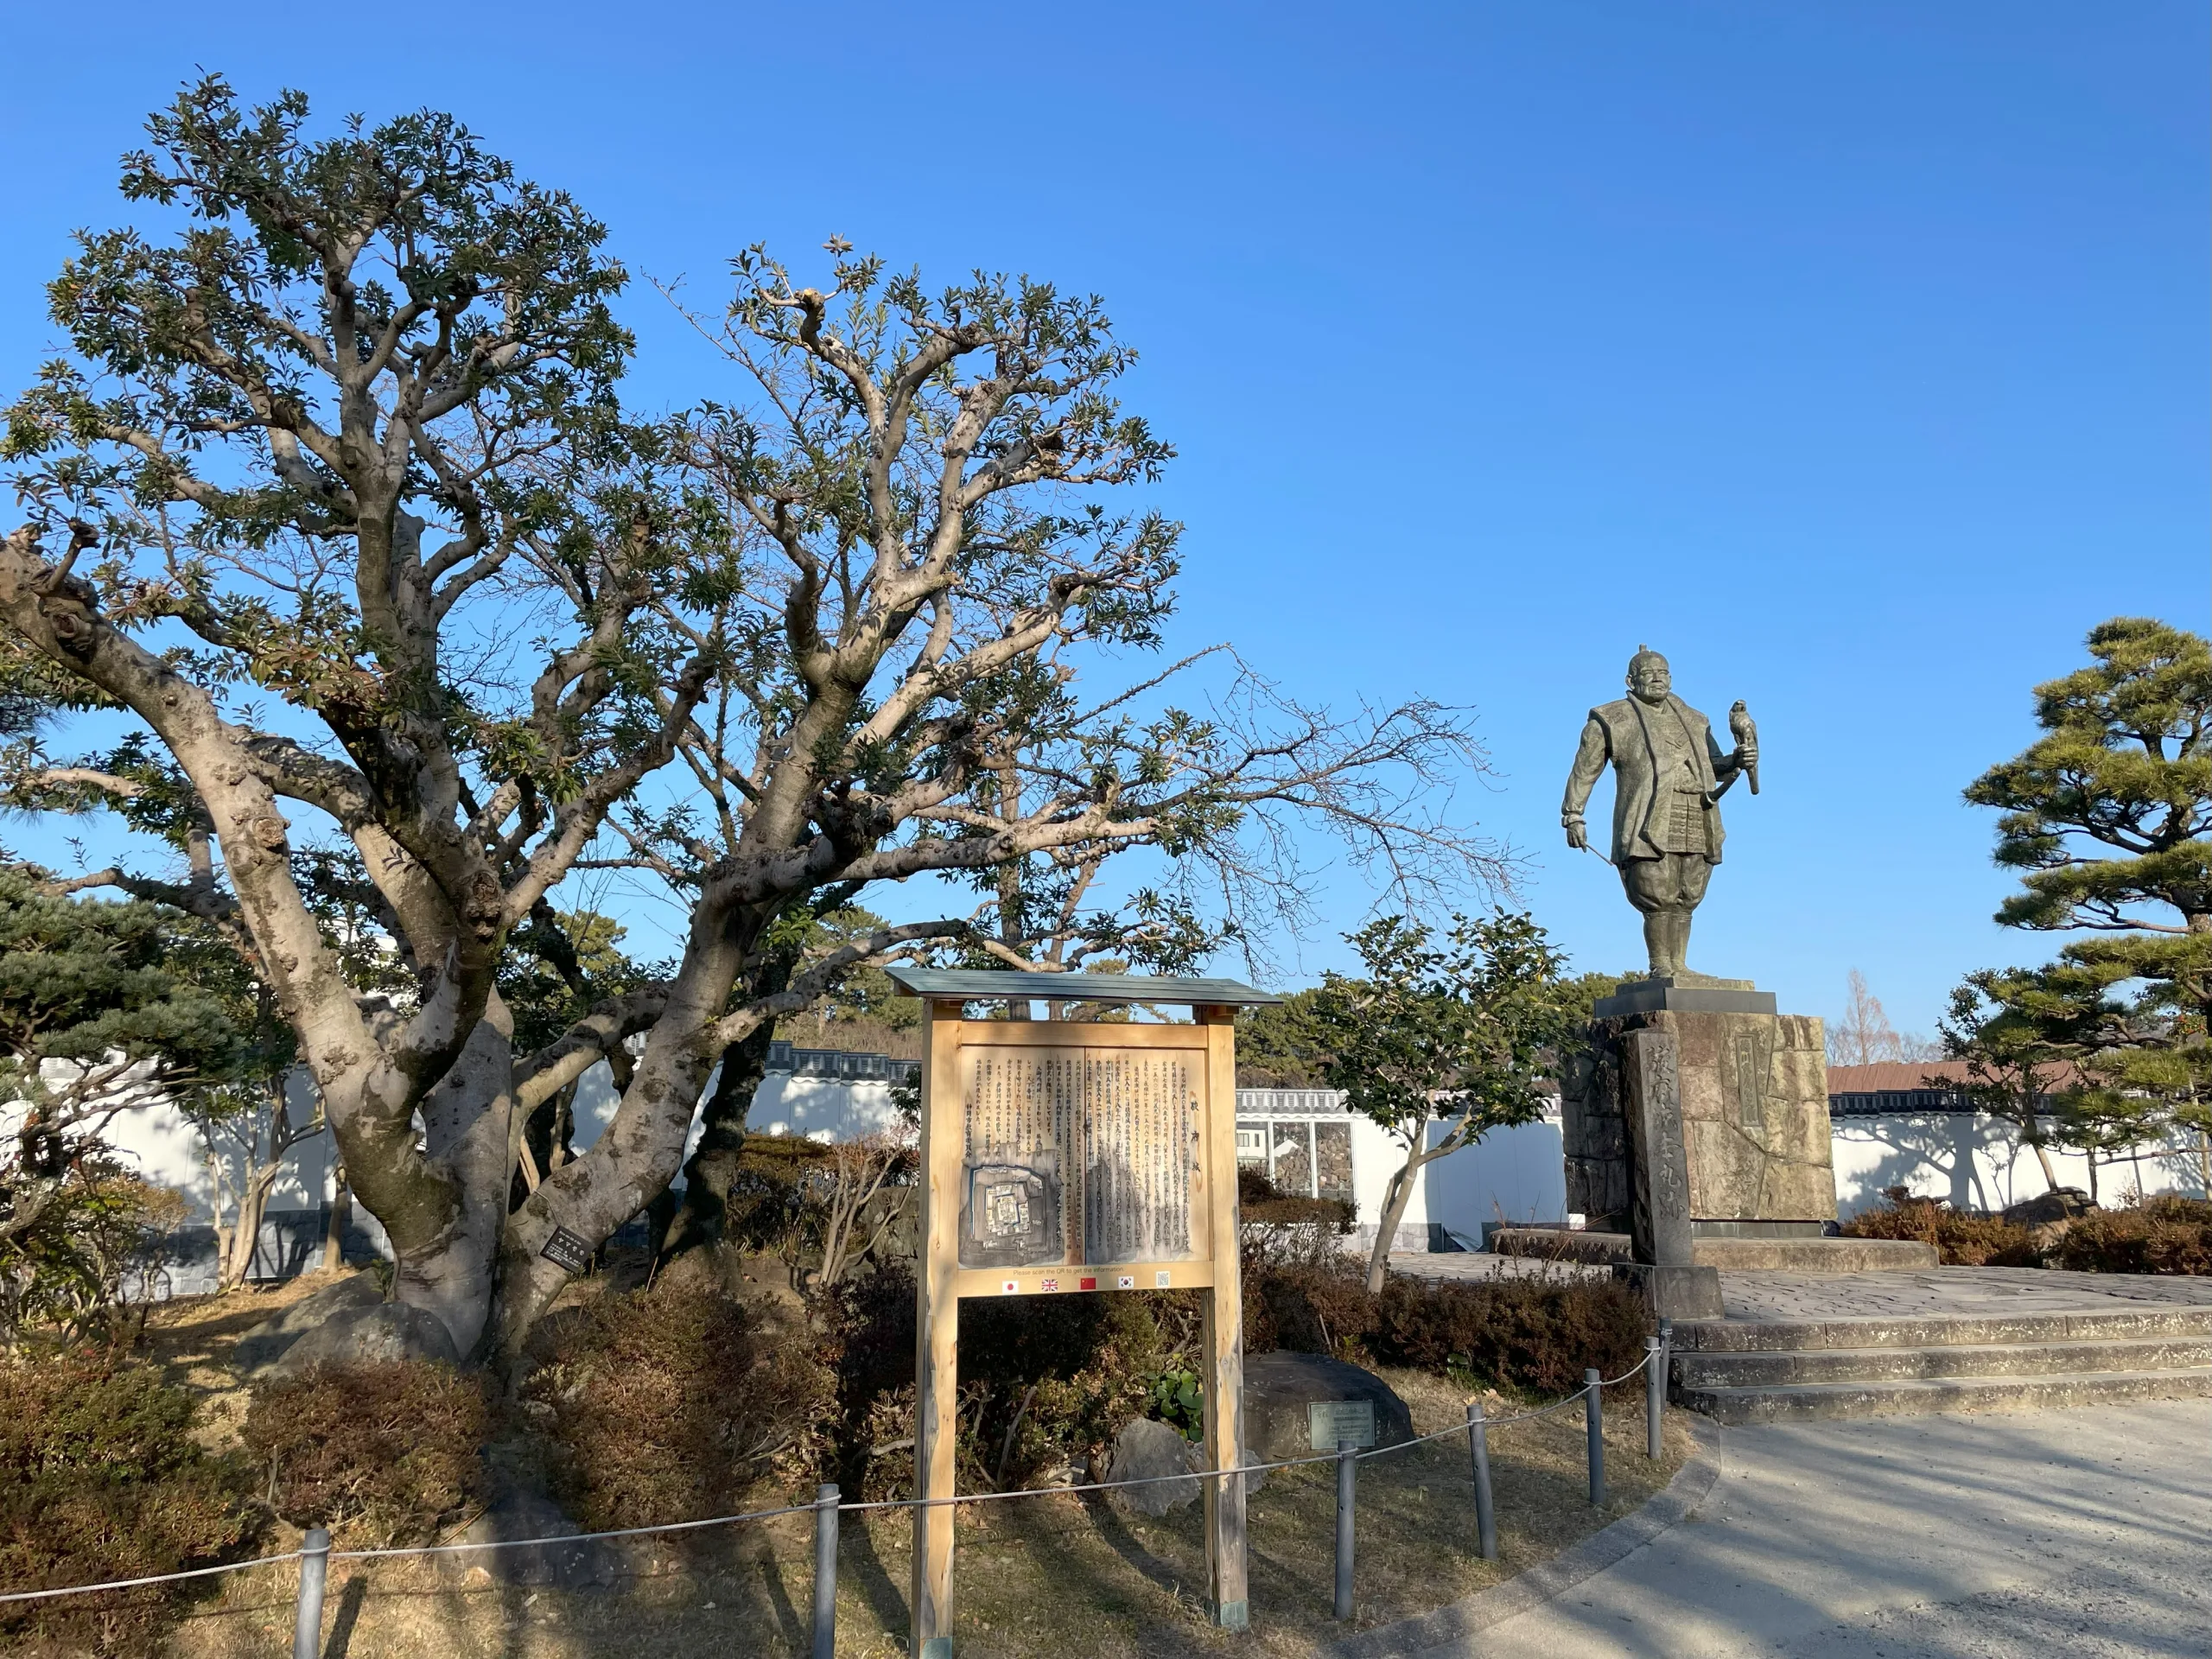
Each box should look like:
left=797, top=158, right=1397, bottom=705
left=2048, top=1196, right=2212, bottom=1276
left=243, top=1360, right=491, bottom=1547
left=0, top=1355, right=257, bottom=1657
left=1243, top=1258, right=1651, bottom=1395
left=521, top=1283, right=835, bottom=1532
left=1840, top=1195, right=2038, bottom=1266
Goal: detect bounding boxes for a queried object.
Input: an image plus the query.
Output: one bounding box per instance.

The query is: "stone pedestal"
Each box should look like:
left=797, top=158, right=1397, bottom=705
left=1563, top=979, right=1834, bottom=1317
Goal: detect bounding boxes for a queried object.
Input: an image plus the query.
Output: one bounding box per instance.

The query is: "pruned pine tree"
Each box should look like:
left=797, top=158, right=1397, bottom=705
left=0, top=864, right=263, bottom=1263
left=0, top=82, right=1503, bottom=1362
left=1951, top=619, right=2212, bottom=1190
left=1936, top=969, right=2091, bottom=1194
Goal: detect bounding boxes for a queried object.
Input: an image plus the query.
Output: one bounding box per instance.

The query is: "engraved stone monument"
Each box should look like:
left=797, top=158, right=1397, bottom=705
left=1560, top=650, right=1837, bottom=1319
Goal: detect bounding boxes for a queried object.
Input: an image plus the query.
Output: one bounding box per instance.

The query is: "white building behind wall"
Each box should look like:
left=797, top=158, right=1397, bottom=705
left=1231, top=1087, right=1569, bottom=1253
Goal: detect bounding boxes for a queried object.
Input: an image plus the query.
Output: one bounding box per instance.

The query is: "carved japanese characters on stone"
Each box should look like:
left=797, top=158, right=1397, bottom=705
left=1562, top=647, right=1759, bottom=980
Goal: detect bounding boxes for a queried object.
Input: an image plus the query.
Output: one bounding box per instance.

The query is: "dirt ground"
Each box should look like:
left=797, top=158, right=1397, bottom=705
left=142, top=1276, right=1693, bottom=1659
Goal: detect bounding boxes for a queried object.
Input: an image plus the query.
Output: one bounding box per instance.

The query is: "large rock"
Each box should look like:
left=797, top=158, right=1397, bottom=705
left=267, top=1299, right=461, bottom=1378
left=2003, top=1188, right=2094, bottom=1228
left=1104, top=1417, right=1202, bottom=1516
left=233, top=1272, right=385, bottom=1376
left=1242, top=1351, right=1414, bottom=1460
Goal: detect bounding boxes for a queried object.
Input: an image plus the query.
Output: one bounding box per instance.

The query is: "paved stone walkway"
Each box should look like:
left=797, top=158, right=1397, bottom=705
left=1711, top=1265, right=2212, bottom=1322
left=1379, top=1398, right=2211, bottom=1657
left=1388, top=1253, right=2212, bottom=1321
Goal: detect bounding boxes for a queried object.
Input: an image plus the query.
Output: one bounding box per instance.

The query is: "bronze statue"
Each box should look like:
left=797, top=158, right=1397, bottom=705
left=1562, top=647, right=1758, bottom=981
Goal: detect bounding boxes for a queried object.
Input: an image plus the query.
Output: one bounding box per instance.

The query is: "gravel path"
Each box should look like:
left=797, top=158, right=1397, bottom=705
left=1375, top=1398, right=2209, bottom=1658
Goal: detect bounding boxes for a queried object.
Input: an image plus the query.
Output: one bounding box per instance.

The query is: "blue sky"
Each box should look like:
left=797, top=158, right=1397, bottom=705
left=2, top=2, right=2205, bottom=1036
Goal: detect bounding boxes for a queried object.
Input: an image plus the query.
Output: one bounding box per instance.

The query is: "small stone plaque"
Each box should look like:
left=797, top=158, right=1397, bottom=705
left=1307, top=1400, right=1376, bottom=1452
left=539, top=1225, right=593, bottom=1274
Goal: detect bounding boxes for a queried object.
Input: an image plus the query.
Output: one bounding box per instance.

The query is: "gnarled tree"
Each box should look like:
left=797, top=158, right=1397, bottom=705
left=2, top=81, right=1501, bottom=1363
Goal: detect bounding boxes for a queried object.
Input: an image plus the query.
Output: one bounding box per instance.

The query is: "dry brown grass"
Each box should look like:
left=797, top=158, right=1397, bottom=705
left=137, top=1269, right=357, bottom=1455
left=163, top=1364, right=1694, bottom=1658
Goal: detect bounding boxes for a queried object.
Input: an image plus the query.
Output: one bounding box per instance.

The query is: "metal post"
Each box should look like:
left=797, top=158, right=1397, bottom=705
left=1644, top=1336, right=1665, bottom=1460
left=1334, top=1439, right=1357, bottom=1619
left=293, top=1527, right=330, bottom=1659
left=810, top=1482, right=839, bottom=1659
left=1585, top=1368, right=1606, bottom=1507
left=1465, top=1401, right=1497, bottom=1561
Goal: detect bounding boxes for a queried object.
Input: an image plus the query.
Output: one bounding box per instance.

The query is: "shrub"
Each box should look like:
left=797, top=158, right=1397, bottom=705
left=827, top=1252, right=1656, bottom=1497
left=1370, top=1272, right=1651, bottom=1394
left=1243, top=1260, right=1382, bottom=1356
left=1840, top=1195, right=2037, bottom=1266
left=823, top=1265, right=1185, bottom=1498
left=0, top=1160, right=188, bottom=1349
left=0, top=1355, right=257, bottom=1657
left=521, top=1282, right=834, bottom=1532
left=242, top=1360, right=490, bottom=1547
left=718, top=1134, right=836, bottom=1255
left=1241, top=1255, right=1651, bottom=1395
left=2049, top=1195, right=2212, bottom=1275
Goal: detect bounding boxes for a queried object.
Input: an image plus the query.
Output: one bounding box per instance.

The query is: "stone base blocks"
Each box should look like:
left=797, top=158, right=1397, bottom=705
left=1565, top=982, right=1838, bottom=1238
left=1562, top=979, right=1837, bottom=1323
left=1671, top=1301, right=2212, bottom=1423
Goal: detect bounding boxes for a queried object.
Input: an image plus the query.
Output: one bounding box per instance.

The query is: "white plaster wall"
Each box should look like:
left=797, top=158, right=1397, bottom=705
left=1831, top=1115, right=2208, bottom=1217
left=86, top=1054, right=2212, bottom=1281
left=1420, top=1110, right=1569, bottom=1245
left=564, top=1060, right=906, bottom=1166
left=1351, top=1112, right=1425, bottom=1245
left=60, top=1066, right=334, bottom=1225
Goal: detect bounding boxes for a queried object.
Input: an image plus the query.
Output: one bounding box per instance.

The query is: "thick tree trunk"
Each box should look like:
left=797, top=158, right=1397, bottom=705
left=219, top=1166, right=282, bottom=1293
left=387, top=1007, right=517, bottom=1358
left=658, top=1027, right=775, bottom=1262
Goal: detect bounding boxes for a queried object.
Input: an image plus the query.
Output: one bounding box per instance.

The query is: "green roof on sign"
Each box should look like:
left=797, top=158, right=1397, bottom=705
left=881, top=967, right=1281, bottom=1007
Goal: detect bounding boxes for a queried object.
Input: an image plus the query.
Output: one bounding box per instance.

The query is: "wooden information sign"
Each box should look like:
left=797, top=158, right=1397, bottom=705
left=886, top=969, right=1281, bottom=1657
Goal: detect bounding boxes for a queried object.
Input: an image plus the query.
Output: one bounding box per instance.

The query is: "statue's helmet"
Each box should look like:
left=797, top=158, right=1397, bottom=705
left=1626, top=645, right=1669, bottom=684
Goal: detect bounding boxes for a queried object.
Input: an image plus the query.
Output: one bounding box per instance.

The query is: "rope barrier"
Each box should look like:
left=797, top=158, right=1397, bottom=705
left=0, top=1347, right=1658, bottom=1603
left=330, top=1502, right=820, bottom=1561
left=0, top=1553, right=305, bottom=1605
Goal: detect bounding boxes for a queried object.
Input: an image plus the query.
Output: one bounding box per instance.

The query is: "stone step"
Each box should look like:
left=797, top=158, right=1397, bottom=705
left=1677, top=1365, right=2212, bottom=1424
left=1675, top=1334, right=2212, bottom=1388
left=1671, top=1303, right=2212, bottom=1353
left=1692, top=1237, right=1937, bottom=1272
left=1486, top=1232, right=1940, bottom=1272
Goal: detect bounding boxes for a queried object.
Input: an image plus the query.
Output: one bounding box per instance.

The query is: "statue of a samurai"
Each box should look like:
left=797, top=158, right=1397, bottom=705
left=1562, top=646, right=1758, bottom=981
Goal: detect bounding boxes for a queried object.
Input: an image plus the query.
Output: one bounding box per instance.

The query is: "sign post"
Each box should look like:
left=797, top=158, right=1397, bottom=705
left=887, top=969, right=1281, bottom=1657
